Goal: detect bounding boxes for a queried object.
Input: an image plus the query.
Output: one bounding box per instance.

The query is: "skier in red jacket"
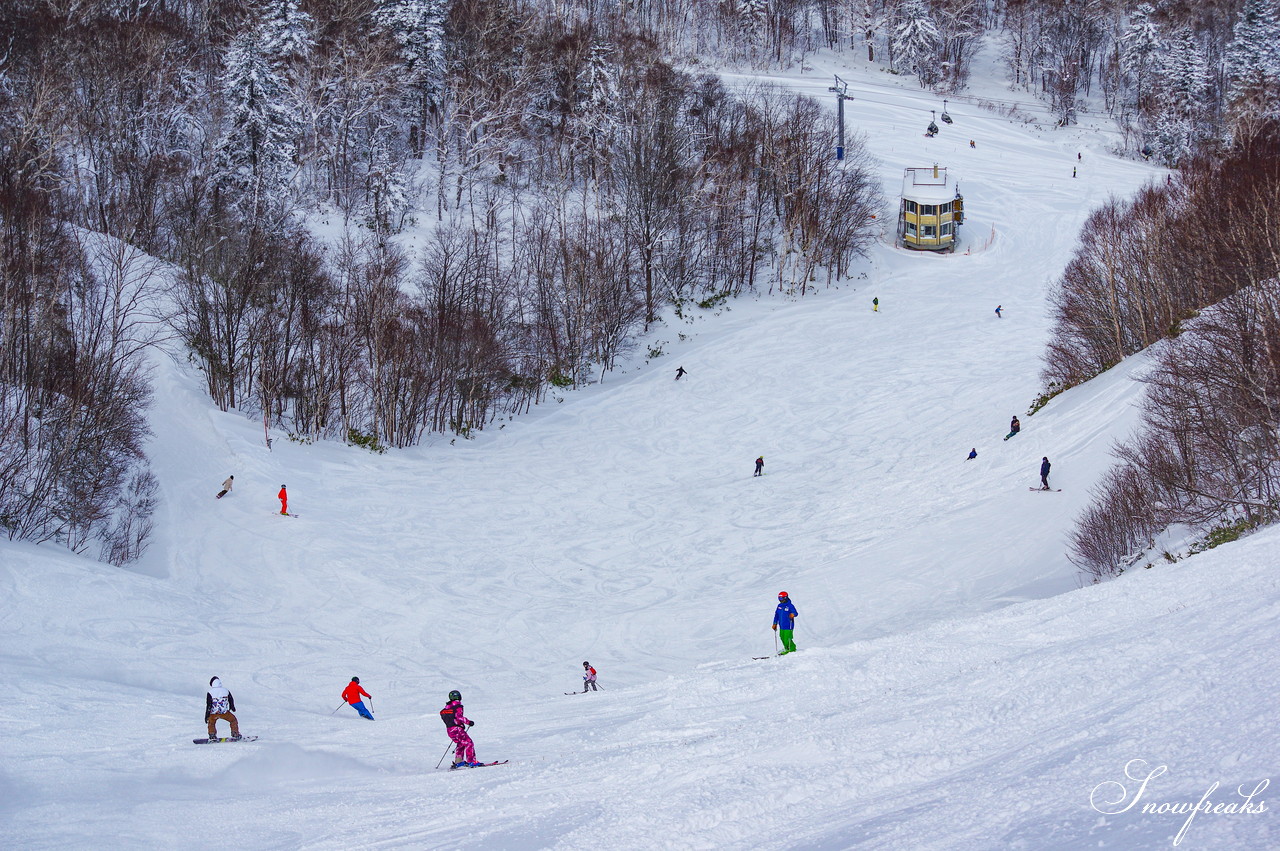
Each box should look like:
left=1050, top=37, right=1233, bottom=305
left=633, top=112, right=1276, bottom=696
left=278, top=484, right=288, bottom=515
left=342, top=677, right=374, bottom=719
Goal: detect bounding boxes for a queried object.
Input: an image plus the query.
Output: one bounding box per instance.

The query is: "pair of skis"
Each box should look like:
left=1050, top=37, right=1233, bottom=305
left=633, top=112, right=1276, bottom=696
left=447, top=760, right=508, bottom=770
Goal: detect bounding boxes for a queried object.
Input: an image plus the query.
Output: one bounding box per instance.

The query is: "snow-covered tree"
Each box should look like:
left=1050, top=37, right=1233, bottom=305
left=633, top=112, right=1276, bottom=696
left=213, top=29, right=301, bottom=219
left=365, top=125, right=410, bottom=233
left=739, top=0, right=770, bottom=45
left=376, top=0, right=447, bottom=147
left=575, top=40, right=620, bottom=167
left=1120, top=3, right=1163, bottom=115
left=1151, top=28, right=1212, bottom=167
left=1224, top=0, right=1280, bottom=134
left=260, top=0, right=315, bottom=75
left=891, top=0, right=941, bottom=87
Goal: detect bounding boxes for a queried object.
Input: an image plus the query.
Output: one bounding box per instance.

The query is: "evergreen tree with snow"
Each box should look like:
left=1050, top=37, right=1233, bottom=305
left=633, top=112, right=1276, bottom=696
left=213, top=28, right=301, bottom=220
left=1224, top=0, right=1280, bottom=135
left=891, top=0, right=941, bottom=87
left=738, top=0, right=770, bottom=56
left=574, top=41, right=620, bottom=175
left=260, top=0, right=315, bottom=77
left=365, top=123, right=410, bottom=233
left=1151, top=28, right=1212, bottom=167
left=1120, top=3, right=1163, bottom=117
left=376, top=0, right=446, bottom=155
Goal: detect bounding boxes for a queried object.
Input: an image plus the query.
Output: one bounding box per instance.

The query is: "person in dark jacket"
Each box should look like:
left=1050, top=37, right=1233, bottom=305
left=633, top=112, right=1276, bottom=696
left=967, top=448, right=977, bottom=460
left=1005, top=416, right=1021, bottom=440
left=675, top=366, right=687, bottom=380
left=772, top=592, right=798, bottom=654
left=754, top=456, right=764, bottom=477
left=205, top=676, right=241, bottom=739
left=1040, top=457, right=1052, bottom=490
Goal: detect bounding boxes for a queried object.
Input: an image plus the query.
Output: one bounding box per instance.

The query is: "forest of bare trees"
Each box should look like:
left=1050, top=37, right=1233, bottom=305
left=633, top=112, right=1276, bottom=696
left=1049, top=123, right=1280, bottom=578
left=1, top=0, right=888, bottom=562
left=2, top=0, right=1276, bottom=565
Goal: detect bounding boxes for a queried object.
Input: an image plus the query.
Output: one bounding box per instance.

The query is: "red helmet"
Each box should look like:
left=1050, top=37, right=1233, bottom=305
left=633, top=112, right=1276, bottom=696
left=778, top=591, right=788, bottom=598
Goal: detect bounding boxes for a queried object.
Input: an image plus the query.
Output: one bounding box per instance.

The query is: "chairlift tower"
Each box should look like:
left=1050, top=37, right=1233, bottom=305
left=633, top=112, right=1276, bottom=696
left=828, top=75, right=855, bottom=160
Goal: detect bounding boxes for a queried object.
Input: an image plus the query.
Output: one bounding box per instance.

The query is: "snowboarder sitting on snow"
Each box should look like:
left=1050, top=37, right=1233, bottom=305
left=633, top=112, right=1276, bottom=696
left=1005, top=416, right=1021, bottom=440
left=441, top=690, right=480, bottom=768
left=754, top=456, right=764, bottom=477
left=773, top=591, right=798, bottom=655
left=582, top=662, right=598, bottom=692
left=205, top=676, right=241, bottom=740
left=1040, top=456, right=1052, bottom=490
left=216, top=475, right=234, bottom=499
left=343, top=676, right=374, bottom=719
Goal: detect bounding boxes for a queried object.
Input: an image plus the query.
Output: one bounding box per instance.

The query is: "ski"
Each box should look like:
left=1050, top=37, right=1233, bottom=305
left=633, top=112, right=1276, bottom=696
left=752, top=656, right=775, bottom=660
left=193, top=735, right=258, bottom=744
left=1028, top=487, right=1062, bottom=492
left=447, top=760, right=508, bottom=770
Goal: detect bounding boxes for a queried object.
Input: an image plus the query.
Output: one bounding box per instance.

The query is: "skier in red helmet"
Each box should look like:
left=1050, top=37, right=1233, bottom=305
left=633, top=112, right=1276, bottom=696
left=773, top=592, right=798, bottom=655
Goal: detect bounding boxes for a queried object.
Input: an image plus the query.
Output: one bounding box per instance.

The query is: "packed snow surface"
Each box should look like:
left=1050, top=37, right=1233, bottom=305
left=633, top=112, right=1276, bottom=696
left=2, top=54, right=1276, bottom=850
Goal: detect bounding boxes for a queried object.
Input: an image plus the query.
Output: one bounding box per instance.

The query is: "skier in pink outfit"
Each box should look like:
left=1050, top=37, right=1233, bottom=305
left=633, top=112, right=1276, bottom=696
left=440, top=690, right=478, bottom=767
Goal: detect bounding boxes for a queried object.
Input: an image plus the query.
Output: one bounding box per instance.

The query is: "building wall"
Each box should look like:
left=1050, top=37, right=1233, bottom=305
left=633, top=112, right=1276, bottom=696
left=900, top=197, right=957, bottom=250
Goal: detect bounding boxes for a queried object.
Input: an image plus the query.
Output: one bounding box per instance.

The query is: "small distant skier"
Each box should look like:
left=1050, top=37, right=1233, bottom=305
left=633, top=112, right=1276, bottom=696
left=278, top=484, right=288, bottom=515
left=205, top=676, right=241, bottom=740
left=994, top=305, right=1002, bottom=318
left=872, top=296, right=879, bottom=312
left=967, top=448, right=977, bottom=460
left=216, top=475, right=234, bottom=499
left=773, top=591, right=798, bottom=655
left=969, top=139, right=976, bottom=148
left=342, top=676, right=374, bottom=719
left=754, top=456, right=764, bottom=477
left=582, top=662, right=598, bottom=692
left=1040, top=456, right=1052, bottom=490
left=1077, top=152, right=1082, bottom=161
left=675, top=366, right=687, bottom=380
left=1072, top=166, right=1077, bottom=178
left=441, top=690, right=479, bottom=767
left=1005, top=416, right=1021, bottom=441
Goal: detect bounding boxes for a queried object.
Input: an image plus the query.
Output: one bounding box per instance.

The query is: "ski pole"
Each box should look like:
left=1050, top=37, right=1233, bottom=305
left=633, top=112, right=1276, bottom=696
left=367, top=698, right=374, bottom=716
left=331, top=702, right=346, bottom=715
left=435, top=742, right=454, bottom=770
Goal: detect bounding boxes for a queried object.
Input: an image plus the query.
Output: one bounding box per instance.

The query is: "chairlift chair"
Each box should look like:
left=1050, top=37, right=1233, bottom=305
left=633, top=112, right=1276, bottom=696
left=940, top=99, right=953, bottom=124
left=927, top=110, right=939, bottom=136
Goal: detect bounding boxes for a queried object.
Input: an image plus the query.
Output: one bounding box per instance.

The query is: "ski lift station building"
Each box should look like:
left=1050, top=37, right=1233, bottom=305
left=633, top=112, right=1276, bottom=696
left=898, top=166, right=964, bottom=251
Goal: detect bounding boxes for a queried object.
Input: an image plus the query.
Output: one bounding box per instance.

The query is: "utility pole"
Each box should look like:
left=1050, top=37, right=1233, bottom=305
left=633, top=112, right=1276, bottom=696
left=828, top=75, right=854, bottom=160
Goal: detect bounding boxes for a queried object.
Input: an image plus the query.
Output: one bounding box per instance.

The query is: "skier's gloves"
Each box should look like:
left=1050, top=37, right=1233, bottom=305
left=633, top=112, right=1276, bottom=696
left=466, top=720, right=474, bottom=727
left=772, top=624, right=778, bottom=630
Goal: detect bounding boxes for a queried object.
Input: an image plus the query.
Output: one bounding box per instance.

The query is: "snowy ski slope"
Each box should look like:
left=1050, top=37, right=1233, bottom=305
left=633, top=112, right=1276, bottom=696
left=2, top=52, right=1276, bottom=850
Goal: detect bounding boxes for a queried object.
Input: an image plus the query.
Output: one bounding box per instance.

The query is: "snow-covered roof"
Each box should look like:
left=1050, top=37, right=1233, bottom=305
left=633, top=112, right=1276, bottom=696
left=902, top=166, right=956, bottom=203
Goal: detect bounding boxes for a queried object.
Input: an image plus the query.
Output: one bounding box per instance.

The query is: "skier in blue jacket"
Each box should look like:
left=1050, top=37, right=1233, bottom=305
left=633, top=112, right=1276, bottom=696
left=773, top=592, right=798, bottom=654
